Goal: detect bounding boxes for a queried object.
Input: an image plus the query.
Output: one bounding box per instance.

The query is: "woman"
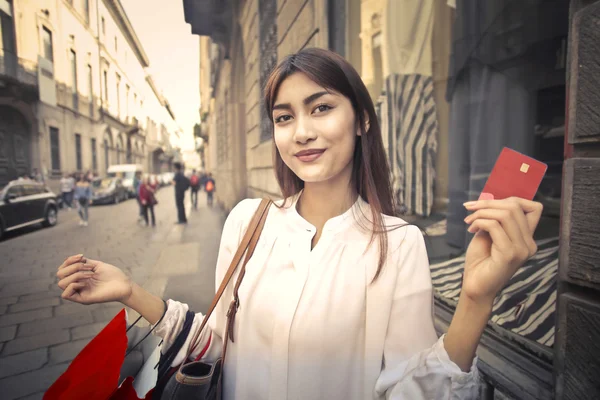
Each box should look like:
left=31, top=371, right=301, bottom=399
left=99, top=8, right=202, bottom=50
left=73, top=174, right=92, bottom=227
left=139, top=175, right=157, bottom=227
left=56, top=49, right=542, bottom=399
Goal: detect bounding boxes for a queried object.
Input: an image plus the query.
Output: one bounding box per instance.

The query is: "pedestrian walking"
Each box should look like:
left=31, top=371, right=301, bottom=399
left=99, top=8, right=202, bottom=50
left=60, top=173, right=75, bottom=210
left=30, top=168, right=44, bottom=183
left=73, top=174, right=92, bottom=227
left=204, top=172, right=215, bottom=207
left=133, top=171, right=144, bottom=223
left=189, top=169, right=201, bottom=210
left=172, top=163, right=189, bottom=224
left=57, top=48, right=544, bottom=399
left=139, top=175, right=157, bottom=227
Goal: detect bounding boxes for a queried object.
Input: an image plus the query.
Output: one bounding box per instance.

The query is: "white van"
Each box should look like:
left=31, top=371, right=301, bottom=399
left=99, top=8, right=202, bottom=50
left=106, top=164, right=144, bottom=198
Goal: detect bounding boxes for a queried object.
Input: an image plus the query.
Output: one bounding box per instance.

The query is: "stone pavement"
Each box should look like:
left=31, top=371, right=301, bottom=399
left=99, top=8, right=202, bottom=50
left=0, top=187, right=227, bottom=399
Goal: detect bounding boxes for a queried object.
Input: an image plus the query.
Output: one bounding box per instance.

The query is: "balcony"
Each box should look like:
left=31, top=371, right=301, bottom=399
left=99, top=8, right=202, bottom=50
left=0, top=49, right=37, bottom=88
left=182, top=0, right=232, bottom=53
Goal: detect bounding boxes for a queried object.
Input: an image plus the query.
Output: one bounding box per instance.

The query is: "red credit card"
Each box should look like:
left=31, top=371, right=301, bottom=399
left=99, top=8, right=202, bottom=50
left=479, top=148, right=548, bottom=201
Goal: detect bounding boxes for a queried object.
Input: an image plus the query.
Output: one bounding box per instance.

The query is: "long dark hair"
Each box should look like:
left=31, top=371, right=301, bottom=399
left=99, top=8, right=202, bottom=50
left=264, top=48, right=396, bottom=281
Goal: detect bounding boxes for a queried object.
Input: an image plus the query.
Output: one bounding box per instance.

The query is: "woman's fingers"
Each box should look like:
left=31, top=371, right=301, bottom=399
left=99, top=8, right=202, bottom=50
left=56, top=262, right=94, bottom=280
left=57, top=271, right=93, bottom=290
left=465, top=197, right=542, bottom=256
left=62, top=281, right=88, bottom=302
left=466, top=197, right=543, bottom=233
left=58, top=254, right=85, bottom=270
left=469, top=219, right=514, bottom=260
left=508, top=197, right=544, bottom=233
left=465, top=208, right=531, bottom=260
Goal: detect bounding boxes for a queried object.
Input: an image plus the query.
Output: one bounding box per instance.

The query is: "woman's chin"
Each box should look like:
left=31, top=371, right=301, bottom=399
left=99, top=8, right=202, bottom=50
left=295, top=172, right=333, bottom=184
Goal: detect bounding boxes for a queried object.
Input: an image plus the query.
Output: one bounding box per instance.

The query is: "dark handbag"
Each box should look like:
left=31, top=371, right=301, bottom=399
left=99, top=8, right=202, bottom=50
left=158, top=198, right=272, bottom=400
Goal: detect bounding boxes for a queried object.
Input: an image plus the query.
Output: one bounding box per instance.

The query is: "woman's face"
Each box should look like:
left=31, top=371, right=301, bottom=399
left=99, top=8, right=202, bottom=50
left=272, top=72, right=359, bottom=185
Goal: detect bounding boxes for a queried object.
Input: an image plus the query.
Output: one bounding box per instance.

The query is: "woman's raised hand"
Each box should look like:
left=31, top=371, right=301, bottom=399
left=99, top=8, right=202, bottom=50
left=56, top=254, right=133, bottom=305
left=462, top=197, right=543, bottom=306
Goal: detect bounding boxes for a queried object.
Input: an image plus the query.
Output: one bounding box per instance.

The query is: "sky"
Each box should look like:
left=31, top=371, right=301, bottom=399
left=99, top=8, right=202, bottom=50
left=121, top=0, right=199, bottom=151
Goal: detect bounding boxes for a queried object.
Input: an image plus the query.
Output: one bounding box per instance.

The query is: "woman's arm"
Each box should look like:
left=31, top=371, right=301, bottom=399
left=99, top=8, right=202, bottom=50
left=444, top=295, right=491, bottom=372
left=375, top=226, right=478, bottom=399
left=123, top=282, right=166, bottom=325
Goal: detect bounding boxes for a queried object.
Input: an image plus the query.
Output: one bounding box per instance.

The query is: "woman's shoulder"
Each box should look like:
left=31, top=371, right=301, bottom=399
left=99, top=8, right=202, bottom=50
left=227, top=197, right=277, bottom=224
left=380, top=213, right=424, bottom=249
left=230, top=197, right=268, bottom=213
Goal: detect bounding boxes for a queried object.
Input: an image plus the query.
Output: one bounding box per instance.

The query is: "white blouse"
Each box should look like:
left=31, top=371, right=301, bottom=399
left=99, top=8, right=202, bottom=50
left=154, top=196, right=479, bottom=399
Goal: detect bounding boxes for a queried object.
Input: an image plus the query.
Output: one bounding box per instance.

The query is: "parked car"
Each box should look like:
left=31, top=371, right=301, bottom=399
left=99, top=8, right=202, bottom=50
left=107, top=164, right=144, bottom=198
left=159, top=172, right=174, bottom=186
left=0, top=180, right=59, bottom=239
left=91, top=177, right=128, bottom=205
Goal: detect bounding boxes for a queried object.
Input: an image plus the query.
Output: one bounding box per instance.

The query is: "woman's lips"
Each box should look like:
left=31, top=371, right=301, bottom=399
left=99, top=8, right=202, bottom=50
left=295, top=149, right=325, bottom=162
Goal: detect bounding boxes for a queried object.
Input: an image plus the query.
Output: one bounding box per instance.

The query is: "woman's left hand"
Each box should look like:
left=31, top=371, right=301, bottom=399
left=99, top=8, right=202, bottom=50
left=461, top=197, right=543, bottom=306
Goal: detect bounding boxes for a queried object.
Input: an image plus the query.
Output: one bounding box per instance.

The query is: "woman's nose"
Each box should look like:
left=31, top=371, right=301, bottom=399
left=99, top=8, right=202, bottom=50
left=293, top=116, right=317, bottom=144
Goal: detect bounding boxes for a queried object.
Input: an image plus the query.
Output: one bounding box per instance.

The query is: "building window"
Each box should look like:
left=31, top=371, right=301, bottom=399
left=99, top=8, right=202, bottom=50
left=115, top=73, right=121, bottom=117
left=103, top=70, right=108, bottom=103
left=1, top=5, right=16, bottom=63
left=101, top=16, right=105, bottom=36
left=84, top=0, right=90, bottom=24
left=104, top=139, right=109, bottom=168
left=75, top=134, right=82, bottom=170
left=114, top=36, right=118, bottom=52
left=91, top=138, right=97, bottom=171
left=70, top=50, right=78, bottom=111
left=258, top=0, right=278, bottom=142
left=125, top=84, right=130, bottom=119
left=50, top=127, right=60, bottom=171
left=42, top=26, right=54, bottom=62
left=87, top=64, right=93, bottom=116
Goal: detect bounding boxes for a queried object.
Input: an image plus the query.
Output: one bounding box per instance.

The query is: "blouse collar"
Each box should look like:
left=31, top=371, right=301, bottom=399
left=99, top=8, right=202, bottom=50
left=281, top=191, right=370, bottom=234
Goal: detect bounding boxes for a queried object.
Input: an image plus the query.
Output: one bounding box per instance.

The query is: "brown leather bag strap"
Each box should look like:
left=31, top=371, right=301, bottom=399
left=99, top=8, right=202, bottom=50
left=183, top=198, right=271, bottom=362
left=226, top=205, right=269, bottom=343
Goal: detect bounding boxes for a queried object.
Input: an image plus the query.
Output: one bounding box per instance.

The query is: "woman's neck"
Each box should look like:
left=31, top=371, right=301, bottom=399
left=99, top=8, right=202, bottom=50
left=297, top=176, right=357, bottom=248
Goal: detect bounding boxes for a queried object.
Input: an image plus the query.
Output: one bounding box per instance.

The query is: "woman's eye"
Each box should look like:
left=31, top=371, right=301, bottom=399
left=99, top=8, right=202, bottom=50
left=274, top=115, right=292, bottom=123
left=314, top=104, right=332, bottom=114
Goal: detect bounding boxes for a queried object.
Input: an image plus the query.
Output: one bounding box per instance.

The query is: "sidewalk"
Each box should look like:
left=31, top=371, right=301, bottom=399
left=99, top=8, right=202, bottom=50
left=0, top=189, right=227, bottom=399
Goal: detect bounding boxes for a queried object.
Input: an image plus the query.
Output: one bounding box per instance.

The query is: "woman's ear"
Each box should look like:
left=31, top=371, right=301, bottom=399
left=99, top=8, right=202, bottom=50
left=357, top=113, right=370, bottom=136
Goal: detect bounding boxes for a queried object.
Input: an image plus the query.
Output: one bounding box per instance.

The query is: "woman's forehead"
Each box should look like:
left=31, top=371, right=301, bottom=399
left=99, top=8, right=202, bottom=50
left=274, top=72, right=339, bottom=104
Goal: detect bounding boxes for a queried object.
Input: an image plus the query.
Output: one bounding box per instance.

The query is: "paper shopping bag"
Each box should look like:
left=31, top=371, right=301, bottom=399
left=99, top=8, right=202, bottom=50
left=44, top=309, right=128, bottom=400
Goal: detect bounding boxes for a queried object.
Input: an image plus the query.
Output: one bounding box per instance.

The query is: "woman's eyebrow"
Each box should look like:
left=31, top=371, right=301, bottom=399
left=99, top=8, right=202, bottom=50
left=272, top=91, right=330, bottom=111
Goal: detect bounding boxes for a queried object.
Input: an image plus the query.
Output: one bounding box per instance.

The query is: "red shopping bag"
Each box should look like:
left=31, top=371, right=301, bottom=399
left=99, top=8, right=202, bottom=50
left=45, top=309, right=129, bottom=400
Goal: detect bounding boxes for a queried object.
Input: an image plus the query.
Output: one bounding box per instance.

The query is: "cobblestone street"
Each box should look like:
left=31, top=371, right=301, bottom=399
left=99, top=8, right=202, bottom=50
left=0, top=187, right=227, bottom=399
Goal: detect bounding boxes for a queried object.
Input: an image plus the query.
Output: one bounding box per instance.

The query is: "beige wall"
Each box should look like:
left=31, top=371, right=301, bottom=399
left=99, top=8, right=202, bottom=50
left=359, top=0, right=384, bottom=100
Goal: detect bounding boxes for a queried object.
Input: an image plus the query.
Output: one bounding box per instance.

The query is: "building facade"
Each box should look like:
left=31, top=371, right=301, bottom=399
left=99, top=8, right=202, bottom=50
left=0, top=0, right=179, bottom=191
left=185, top=0, right=600, bottom=399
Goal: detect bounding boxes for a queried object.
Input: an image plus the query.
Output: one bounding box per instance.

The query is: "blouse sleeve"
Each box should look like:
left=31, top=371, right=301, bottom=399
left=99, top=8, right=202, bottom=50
left=374, top=226, right=479, bottom=399
left=152, top=198, right=259, bottom=366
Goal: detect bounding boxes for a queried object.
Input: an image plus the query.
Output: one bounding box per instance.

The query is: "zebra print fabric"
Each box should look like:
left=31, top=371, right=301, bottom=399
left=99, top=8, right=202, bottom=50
left=430, top=237, right=558, bottom=347
left=382, top=74, right=438, bottom=217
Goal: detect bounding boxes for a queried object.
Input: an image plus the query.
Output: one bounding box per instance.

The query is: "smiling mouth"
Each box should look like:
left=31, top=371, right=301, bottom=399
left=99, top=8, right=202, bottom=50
left=295, top=149, right=325, bottom=162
